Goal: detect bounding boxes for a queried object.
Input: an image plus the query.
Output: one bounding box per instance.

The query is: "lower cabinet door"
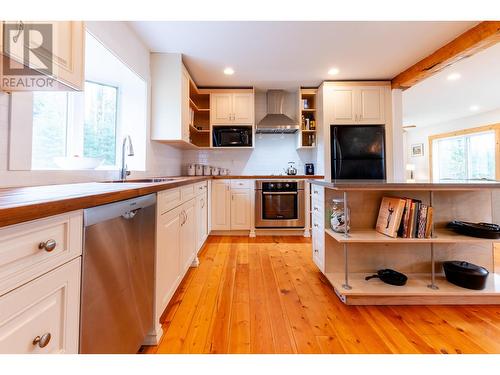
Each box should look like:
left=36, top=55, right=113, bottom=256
left=230, top=189, right=251, bottom=230
left=0, top=257, right=81, bottom=354
left=211, top=181, right=231, bottom=230
left=196, top=193, right=208, bottom=252
left=180, top=199, right=197, bottom=272
left=156, top=206, right=182, bottom=319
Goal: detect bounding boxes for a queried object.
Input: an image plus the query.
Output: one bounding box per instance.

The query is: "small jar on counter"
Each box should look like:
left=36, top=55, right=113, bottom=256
left=330, top=199, right=350, bottom=233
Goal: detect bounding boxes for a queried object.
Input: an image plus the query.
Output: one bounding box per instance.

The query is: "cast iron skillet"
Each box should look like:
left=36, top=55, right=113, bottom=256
left=365, top=269, right=408, bottom=286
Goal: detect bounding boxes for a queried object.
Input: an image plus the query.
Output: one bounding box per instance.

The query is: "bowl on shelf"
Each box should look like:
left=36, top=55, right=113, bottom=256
left=54, top=156, right=104, bottom=170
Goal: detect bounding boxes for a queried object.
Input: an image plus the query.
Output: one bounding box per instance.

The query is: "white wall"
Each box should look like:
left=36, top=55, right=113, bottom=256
left=0, top=22, right=183, bottom=188
left=183, top=134, right=315, bottom=175
left=405, top=107, right=500, bottom=180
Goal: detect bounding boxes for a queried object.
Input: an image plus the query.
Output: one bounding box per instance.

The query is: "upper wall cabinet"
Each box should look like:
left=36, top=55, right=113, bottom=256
left=210, top=91, right=254, bottom=125
left=1, top=21, right=85, bottom=91
left=328, top=85, right=386, bottom=125
left=151, top=53, right=211, bottom=149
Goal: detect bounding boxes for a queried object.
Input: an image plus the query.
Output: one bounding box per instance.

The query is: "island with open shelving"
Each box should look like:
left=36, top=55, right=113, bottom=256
left=308, top=179, right=500, bottom=305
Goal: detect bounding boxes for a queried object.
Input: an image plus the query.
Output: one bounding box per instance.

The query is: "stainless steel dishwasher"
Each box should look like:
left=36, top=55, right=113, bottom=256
left=80, top=194, right=156, bottom=354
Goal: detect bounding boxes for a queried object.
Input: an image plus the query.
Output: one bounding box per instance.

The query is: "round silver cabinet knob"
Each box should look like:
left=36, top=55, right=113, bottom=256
left=38, top=239, right=57, bottom=252
left=33, top=333, right=51, bottom=348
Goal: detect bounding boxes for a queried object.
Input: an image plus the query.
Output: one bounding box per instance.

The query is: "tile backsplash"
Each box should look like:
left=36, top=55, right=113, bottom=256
left=183, top=133, right=315, bottom=175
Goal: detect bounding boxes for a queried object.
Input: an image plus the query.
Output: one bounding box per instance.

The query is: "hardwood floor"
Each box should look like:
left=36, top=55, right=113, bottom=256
left=143, top=236, right=500, bottom=354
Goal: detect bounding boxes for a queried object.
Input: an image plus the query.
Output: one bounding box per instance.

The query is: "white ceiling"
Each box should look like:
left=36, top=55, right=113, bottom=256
left=130, top=21, right=476, bottom=89
left=403, top=42, right=500, bottom=128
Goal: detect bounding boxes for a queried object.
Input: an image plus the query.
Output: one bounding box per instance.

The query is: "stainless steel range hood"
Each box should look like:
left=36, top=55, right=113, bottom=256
left=256, top=90, right=299, bottom=134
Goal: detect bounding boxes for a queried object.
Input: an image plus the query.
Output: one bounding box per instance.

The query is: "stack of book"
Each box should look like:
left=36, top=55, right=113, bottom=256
left=375, top=197, right=433, bottom=239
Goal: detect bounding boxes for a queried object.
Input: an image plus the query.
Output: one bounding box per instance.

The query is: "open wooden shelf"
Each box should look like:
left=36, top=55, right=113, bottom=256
left=324, top=272, right=500, bottom=305
left=189, top=98, right=209, bottom=112
left=325, top=228, right=497, bottom=244
left=190, top=124, right=210, bottom=133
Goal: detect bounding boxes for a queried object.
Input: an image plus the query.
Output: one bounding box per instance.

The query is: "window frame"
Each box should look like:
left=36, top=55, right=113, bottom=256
left=82, top=79, right=120, bottom=167
left=30, top=80, right=121, bottom=170
left=429, top=123, right=500, bottom=180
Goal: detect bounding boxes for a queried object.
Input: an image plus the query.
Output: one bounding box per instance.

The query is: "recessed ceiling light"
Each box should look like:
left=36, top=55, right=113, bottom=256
left=328, top=67, right=340, bottom=75
left=223, top=67, right=234, bottom=75
left=447, top=73, right=461, bottom=81
left=469, top=105, right=480, bottom=111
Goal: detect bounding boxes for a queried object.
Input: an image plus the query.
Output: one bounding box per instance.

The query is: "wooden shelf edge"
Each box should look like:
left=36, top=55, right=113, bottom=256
left=325, top=273, right=500, bottom=305
left=324, top=228, right=497, bottom=244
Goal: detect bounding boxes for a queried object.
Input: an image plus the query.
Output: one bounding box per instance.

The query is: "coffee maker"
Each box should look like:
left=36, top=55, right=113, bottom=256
left=305, top=163, right=315, bottom=175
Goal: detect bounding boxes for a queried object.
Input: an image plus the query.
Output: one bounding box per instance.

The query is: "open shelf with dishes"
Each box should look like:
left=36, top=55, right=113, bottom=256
left=297, top=88, right=317, bottom=149
left=313, top=185, right=500, bottom=305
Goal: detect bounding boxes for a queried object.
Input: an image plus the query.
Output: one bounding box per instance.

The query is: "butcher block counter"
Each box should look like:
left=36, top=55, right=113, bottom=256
left=0, top=176, right=211, bottom=228
left=0, top=175, right=324, bottom=228
left=308, top=179, right=500, bottom=305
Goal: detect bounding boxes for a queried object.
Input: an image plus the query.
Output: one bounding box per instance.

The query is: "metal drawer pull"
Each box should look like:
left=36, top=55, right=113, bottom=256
left=314, top=207, right=319, bottom=211
left=38, top=239, right=57, bottom=252
left=313, top=191, right=318, bottom=194
left=314, top=224, right=319, bottom=227
left=314, top=249, right=319, bottom=253
left=33, top=333, right=51, bottom=348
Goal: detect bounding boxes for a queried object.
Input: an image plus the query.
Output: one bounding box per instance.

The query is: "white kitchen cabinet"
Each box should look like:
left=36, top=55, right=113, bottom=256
left=329, top=85, right=385, bottom=125
left=151, top=54, right=191, bottom=142
left=155, top=182, right=208, bottom=338
left=211, top=179, right=253, bottom=231
left=0, top=21, right=85, bottom=91
left=196, top=193, right=208, bottom=252
left=0, top=258, right=81, bottom=354
left=211, top=180, right=231, bottom=230
left=180, top=199, right=197, bottom=272
left=211, top=93, right=233, bottom=124
left=230, top=189, right=252, bottom=230
left=210, top=92, right=254, bottom=125
left=156, top=205, right=182, bottom=319
left=0, top=210, right=82, bottom=296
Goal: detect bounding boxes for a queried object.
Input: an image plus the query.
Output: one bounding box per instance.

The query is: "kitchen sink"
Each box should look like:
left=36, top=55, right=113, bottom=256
left=102, top=178, right=176, bottom=183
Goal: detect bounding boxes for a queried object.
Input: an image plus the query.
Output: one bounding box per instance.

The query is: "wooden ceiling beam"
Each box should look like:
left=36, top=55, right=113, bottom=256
left=391, top=21, right=500, bottom=90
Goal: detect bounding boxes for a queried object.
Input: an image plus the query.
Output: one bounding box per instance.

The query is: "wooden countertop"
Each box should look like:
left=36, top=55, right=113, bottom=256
left=309, top=179, right=500, bottom=191
left=0, top=175, right=324, bottom=228
left=0, top=176, right=210, bottom=228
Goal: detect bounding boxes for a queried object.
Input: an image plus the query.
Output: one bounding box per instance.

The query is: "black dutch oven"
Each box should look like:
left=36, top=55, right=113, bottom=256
left=443, top=261, right=489, bottom=290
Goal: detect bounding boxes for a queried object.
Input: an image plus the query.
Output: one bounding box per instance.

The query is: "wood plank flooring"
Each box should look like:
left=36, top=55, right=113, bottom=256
left=142, top=236, right=500, bottom=354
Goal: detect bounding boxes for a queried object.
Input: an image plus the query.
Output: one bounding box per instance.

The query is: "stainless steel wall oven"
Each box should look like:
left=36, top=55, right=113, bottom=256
left=255, top=180, right=305, bottom=228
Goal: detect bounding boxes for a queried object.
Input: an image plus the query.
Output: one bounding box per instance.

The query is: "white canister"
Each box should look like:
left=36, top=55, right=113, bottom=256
left=211, top=167, right=220, bottom=176
left=220, top=168, right=228, bottom=176
left=195, top=164, right=203, bottom=176
left=187, top=164, right=196, bottom=176
left=203, top=165, right=212, bottom=176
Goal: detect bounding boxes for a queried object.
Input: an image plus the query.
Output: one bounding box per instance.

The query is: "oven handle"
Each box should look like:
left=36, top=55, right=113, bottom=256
left=262, top=191, right=298, bottom=195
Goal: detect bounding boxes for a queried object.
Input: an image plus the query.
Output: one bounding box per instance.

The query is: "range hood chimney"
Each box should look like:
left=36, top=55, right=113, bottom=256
left=256, top=90, right=299, bottom=134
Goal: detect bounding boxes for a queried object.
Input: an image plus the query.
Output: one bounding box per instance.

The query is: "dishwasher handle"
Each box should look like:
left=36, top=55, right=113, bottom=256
left=122, top=208, right=141, bottom=220
left=84, top=194, right=156, bottom=227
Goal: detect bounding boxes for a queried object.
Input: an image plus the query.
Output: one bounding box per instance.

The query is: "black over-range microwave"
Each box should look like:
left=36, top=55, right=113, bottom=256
left=213, top=126, right=253, bottom=147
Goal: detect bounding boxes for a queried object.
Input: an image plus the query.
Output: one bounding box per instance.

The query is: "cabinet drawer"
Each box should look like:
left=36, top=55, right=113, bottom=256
left=181, top=184, right=195, bottom=202
left=0, top=257, right=81, bottom=354
left=312, top=211, right=325, bottom=231
left=0, top=211, right=82, bottom=296
left=311, top=200, right=324, bottom=216
left=230, top=179, right=253, bottom=189
left=158, top=187, right=182, bottom=214
left=194, top=181, right=208, bottom=196
left=312, top=225, right=324, bottom=272
left=311, top=185, right=324, bottom=199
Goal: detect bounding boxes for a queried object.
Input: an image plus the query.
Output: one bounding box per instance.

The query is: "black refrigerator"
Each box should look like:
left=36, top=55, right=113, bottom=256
left=330, top=125, right=386, bottom=179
